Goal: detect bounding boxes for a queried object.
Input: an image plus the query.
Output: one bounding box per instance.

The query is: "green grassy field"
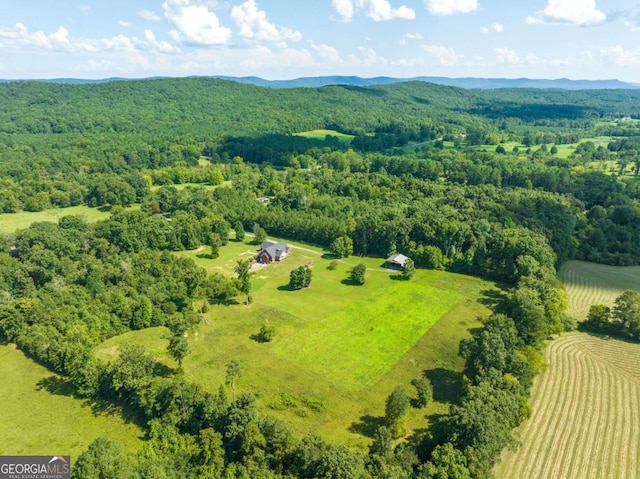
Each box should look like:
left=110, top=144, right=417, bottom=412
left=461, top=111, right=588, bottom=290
left=473, top=137, right=614, bottom=160
left=97, top=237, right=495, bottom=447
left=0, top=182, right=231, bottom=235
left=560, top=260, right=640, bottom=320
left=0, top=205, right=119, bottom=235
left=294, top=129, right=355, bottom=143
left=0, top=341, right=143, bottom=458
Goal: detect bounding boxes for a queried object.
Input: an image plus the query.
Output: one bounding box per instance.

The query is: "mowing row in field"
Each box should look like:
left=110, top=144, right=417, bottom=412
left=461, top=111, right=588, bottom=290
left=495, top=332, right=640, bottom=479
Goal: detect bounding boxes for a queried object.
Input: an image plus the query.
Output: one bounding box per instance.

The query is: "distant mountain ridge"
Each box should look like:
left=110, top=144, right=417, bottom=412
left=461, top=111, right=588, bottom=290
left=1, top=75, right=639, bottom=90
left=214, top=75, right=640, bottom=90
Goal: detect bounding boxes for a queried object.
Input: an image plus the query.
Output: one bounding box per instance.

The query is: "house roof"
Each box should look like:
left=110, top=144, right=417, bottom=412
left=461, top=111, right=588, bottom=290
left=261, top=240, right=275, bottom=250
left=260, top=241, right=289, bottom=260
left=386, top=253, right=409, bottom=266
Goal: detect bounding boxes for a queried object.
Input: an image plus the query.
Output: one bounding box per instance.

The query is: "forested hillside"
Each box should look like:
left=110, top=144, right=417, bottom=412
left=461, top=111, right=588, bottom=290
left=2, top=78, right=640, bottom=478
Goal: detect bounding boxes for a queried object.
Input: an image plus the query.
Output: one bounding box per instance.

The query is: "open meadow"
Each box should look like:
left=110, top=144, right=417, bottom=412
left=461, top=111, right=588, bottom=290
left=0, top=340, right=143, bottom=458
left=0, top=205, right=115, bottom=235
left=294, top=129, right=355, bottom=143
left=495, top=332, right=640, bottom=479
left=560, top=260, right=640, bottom=320
left=96, top=236, right=495, bottom=447
left=0, top=183, right=227, bottom=235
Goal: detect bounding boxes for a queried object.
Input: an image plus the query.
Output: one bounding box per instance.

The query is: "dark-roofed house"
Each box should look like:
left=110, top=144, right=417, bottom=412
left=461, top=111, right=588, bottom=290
left=258, top=241, right=291, bottom=264
left=385, top=253, right=409, bottom=269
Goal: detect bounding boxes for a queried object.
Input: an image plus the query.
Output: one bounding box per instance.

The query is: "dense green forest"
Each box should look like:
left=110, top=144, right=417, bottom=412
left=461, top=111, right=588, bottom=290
left=2, top=78, right=640, bottom=478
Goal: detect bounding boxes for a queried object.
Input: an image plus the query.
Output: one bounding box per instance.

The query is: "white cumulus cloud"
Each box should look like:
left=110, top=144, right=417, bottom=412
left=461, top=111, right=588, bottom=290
left=599, top=45, right=640, bottom=66
left=138, top=9, right=162, bottom=21
left=0, top=22, right=178, bottom=55
left=526, top=0, right=606, bottom=26
left=331, top=0, right=415, bottom=22
left=163, top=0, right=231, bottom=45
left=0, top=23, right=73, bottom=51
left=331, top=0, right=355, bottom=22
left=422, top=44, right=459, bottom=65
left=309, top=41, right=343, bottom=63
left=481, top=22, right=503, bottom=33
left=347, top=47, right=388, bottom=66
left=494, top=47, right=539, bottom=65
left=231, top=0, right=302, bottom=42
left=425, top=0, right=478, bottom=16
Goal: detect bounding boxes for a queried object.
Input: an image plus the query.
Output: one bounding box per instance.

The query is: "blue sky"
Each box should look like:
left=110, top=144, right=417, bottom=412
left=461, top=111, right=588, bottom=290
left=0, top=0, right=638, bottom=81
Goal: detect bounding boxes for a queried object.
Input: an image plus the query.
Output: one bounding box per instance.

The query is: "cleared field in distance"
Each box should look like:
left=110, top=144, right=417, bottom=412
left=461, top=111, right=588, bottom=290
left=0, top=183, right=229, bottom=235
left=495, top=332, right=640, bottom=479
left=0, top=205, right=115, bottom=235
left=294, top=129, right=355, bottom=143
left=560, top=260, right=640, bottom=320
left=0, top=341, right=143, bottom=458
left=97, top=236, right=494, bottom=447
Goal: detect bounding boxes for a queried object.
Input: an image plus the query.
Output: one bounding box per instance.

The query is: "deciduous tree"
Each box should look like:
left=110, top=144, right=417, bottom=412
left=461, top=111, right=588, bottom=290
left=350, top=263, right=366, bottom=285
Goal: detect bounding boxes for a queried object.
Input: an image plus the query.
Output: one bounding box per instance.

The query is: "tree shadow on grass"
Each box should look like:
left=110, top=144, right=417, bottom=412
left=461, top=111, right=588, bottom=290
left=478, top=288, right=507, bottom=308
left=389, top=274, right=409, bottom=281
left=424, top=368, right=463, bottom=403
left=36, top=375, right=146, bottom=428
left=348, top=414, right=387, bottom=438
left=153, top=362, right=175, bottom=378
left=341, top=278, right=364, bottom=286
left=210, top=298, right=241, bottom=306
left=37, top=375, right=77, bottom=398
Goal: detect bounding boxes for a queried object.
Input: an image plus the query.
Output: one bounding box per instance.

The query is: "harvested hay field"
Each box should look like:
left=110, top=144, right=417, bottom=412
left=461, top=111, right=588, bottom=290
left=495, top=332, right=640, bottom=479
left=560, top=260, right=640, bottom=320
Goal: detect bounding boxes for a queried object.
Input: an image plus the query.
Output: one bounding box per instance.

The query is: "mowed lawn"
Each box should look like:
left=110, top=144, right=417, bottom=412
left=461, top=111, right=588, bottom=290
left=0, top=341, right=143, bottom=458
left=560, top=260, right=640, bottom=320
left=274, top=279, right=461, bottom=391
left=100, top=237, right=495, bottom=446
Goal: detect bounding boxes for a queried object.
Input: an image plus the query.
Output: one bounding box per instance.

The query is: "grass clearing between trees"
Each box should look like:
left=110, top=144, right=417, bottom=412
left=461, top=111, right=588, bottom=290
left=98, top=236, right=495, bottom=447
left=294, top=129, right=355, bottom=143
left=0, top=341, right=143, bottom=458
left=560, top=260, right=640, bottom=320
left=0, top=182, right=229, bottom=235
left=495, top=332, right=640, bottom=479
left=0, top=205, right=115, bottom=235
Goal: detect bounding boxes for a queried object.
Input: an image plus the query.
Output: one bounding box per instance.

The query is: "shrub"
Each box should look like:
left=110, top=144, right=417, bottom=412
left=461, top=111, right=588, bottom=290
left=257, top=322, right=275, bottom=342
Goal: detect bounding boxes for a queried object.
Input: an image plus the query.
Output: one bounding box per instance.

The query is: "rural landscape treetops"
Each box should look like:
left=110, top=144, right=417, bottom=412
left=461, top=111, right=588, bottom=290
left=1, top=74, right=640, bottom=479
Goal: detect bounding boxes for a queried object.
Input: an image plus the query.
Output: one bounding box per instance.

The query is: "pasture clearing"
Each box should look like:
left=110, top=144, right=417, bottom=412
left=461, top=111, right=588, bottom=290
left=495, top=332, right=640, bottom=479
left=560, top=260, right=640, bottom=320
left=294, top=129, right=355, bottom=143
left=0, top=182, right=230, bottom=235
left=0, top=205, right=116, bottom=235
left=0, top=341, right=143, bottom=458
left=98, top=236, right=494, bottom=446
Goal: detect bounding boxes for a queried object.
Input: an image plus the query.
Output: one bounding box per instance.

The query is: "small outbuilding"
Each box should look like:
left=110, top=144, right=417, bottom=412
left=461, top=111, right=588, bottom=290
left=385, top=253, right=410, bottom=269
left=258, top=241, right=291, bottom=264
